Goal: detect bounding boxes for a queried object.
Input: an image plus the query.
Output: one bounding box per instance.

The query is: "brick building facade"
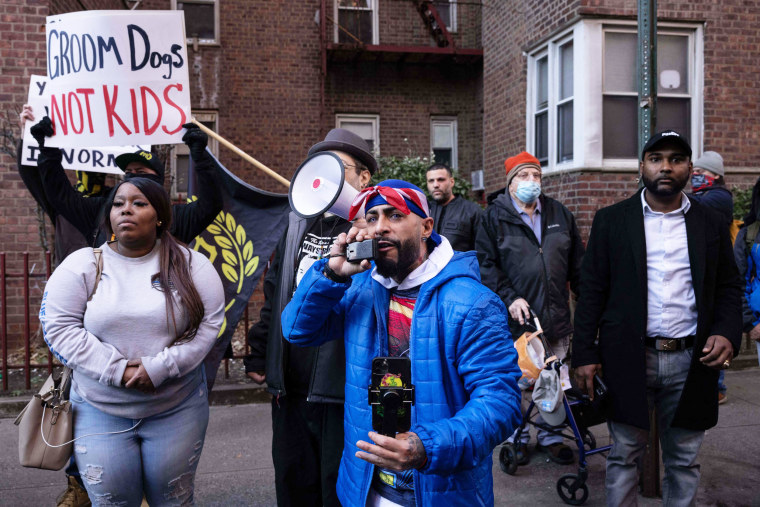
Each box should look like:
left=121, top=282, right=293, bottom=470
left=0, top=0, right=482, bottom=350
left=3, top=0, right=758, bottom=354
left=483, top=0, right=760, bottom=238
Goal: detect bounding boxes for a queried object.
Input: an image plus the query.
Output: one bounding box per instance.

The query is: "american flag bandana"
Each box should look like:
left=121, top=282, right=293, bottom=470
left=348, top=181, right=430, bottom=221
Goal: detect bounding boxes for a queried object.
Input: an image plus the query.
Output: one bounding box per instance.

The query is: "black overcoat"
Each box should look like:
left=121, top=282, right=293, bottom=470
left=573, top=190, right=742, bottom=431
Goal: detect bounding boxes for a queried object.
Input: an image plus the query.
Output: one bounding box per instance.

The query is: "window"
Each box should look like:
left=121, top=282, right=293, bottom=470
left=525, top=20, right=702, bottom=171
left=335, top=0, right=378, bottom=45
left=172, top=111, right=218, bottom=200
left=173, top=0, right=219, bottom=45
left=336, top=114, right=379, bottom=156
left=430, top=117, right=458, bottom=169
left=528, top=35, right=574, bottom=169
left=432, top=0, right=456, bottom=32
left=603, top=29, right=693, bottom=159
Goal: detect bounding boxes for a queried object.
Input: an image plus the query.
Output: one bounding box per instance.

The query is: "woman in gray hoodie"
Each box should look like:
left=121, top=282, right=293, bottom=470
left=40, top=178, right=225, bottom=506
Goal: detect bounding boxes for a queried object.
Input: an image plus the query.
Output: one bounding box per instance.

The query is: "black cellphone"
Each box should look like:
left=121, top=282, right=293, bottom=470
left=368, top=357, right=415, bottom=436
left=347, top=239, right=377, bottom=263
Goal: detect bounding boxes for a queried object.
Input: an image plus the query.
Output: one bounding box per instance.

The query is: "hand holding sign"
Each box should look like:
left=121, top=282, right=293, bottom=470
left=30, top=117, right=55, bottom=149
left=181, top=123, right=208, bottom=161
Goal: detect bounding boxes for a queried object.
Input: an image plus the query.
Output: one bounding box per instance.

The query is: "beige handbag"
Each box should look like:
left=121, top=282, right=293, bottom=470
left=14, top=366, right=73, bottom=469
left=14, top=248, right=103, bottom=470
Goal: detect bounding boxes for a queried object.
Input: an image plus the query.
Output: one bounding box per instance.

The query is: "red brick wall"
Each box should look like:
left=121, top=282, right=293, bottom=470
left=378, top=0, right=481, bottom=49
left=484, top=0, right=760, bottom=237
left=326, top=62, right=482, bottom=179
left=0, top=0, right=483, bottom=354
left=0, top=0, right=50, bottom=350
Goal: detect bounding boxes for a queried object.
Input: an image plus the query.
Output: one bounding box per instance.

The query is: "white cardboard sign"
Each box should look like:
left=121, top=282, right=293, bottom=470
left=43, top=10, right=190, bottom=148
left=22, top=75, right=149, bottom=174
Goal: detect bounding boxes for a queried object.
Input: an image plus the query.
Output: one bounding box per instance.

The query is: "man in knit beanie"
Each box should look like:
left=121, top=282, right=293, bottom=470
left=475, top=151, right=585, bottom=466
left=691, top=150, right=733, bottom=404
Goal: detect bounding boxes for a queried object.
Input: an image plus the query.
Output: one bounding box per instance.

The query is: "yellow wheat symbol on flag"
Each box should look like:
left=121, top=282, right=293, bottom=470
left=189, top=197, right=259, bottom=338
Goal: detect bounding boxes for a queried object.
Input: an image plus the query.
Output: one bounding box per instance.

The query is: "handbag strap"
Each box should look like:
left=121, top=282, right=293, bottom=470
left=87, top=248, right=104, bottom=303
left=39, top=404, right=143, bottom=448
left=58, top=248, right=101, bottom=396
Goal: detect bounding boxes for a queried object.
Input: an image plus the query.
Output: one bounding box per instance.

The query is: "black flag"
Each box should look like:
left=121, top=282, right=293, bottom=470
left=188, top=151, right=289, bottom=388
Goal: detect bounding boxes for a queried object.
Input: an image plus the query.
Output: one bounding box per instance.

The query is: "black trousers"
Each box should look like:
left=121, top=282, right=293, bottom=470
left=271, top=395, right=344, bottom=507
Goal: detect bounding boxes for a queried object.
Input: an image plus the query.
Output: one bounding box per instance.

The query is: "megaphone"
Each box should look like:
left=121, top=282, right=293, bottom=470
left=289, top=152, right=360, bottom=219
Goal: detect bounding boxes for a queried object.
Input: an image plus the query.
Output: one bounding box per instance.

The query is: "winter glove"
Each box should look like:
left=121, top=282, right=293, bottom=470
left=182, top=123, right=209, bottom=161
left=30, top=117, right=54, bottom=148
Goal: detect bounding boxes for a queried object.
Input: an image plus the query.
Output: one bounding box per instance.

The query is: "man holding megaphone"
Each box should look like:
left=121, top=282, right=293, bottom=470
left=244, top=129, right=375, bottom=507
left=280, top=179, right=522, bottom=506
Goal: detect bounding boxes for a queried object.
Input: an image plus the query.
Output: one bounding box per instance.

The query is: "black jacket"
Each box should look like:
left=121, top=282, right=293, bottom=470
left=16, top=144, right=92, bottom=262
left=429, top=196, right=482, bottom=252
left=244, top=212, right=346, bottom=403
left=690, top=185, right=733, bottom=229
left=475, top=190, right=584, bottom=342
left=35, top=147, right=222, bottom=245
left=573, top=191, right=743, bottom=431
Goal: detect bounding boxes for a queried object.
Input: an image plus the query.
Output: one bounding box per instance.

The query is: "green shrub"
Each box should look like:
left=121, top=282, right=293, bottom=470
left=732, top=186, right=753, bottom=221
left=372, top=155, right=474, bottom=201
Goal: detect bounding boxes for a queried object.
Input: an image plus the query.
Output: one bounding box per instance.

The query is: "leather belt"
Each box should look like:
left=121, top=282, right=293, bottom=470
left=645, top=335, right=695, bottom=351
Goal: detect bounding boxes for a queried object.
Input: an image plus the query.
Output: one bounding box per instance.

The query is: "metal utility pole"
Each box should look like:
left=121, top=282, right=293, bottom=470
left=638, top=6, right=661, bottom=497
left=638, top=0, right=658, bottom=158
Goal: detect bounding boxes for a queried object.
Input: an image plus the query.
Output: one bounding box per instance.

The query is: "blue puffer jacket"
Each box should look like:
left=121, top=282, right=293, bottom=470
left=282, top=252, right=522, bottom=507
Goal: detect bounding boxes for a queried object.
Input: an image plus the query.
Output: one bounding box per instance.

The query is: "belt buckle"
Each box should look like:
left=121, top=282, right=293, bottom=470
left=659, top=339, right=676, bottom=351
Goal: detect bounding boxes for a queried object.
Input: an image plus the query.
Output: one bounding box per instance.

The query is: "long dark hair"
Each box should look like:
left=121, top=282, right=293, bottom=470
left=104, top=178, right=205, bottom=343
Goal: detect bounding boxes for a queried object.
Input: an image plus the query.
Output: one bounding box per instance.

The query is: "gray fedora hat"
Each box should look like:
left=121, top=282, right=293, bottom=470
left=308, top=128, right=378, bottom=174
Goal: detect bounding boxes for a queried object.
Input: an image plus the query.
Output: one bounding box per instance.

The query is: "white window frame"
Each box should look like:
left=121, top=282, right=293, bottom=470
left=526, top=28, right=576, bottom=174
left=172, top=110, right=219, bottom=200
left=433, top=0, right=457, bottom=33
left=334, top=0, right=379, bottom=45
left=525, top=19, right=703, bottom=174
left=172, top=0, right=220, bottom=46
left=430, top=116, right=458, bottom=170
left=336, top=114, right=380, bottom=156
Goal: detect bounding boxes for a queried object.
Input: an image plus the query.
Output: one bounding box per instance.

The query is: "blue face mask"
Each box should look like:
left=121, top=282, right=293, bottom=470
left=514, top=181, right=541, bottom=203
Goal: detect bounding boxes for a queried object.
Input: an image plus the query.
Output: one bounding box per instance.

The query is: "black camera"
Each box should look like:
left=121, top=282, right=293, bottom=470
left=346, top=239, right=377, bottom=263
left=368, top=357, right=415, bottom=436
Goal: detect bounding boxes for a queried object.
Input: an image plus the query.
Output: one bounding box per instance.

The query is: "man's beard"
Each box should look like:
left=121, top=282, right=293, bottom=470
left=375, top=236, right=421, bottom=280
left=433, top=191, right=451, bottom=204
left=641, top=171, right=688, bottom=197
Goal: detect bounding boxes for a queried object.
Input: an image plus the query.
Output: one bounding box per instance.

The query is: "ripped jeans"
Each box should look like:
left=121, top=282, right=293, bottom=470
left=70, top=381, right=209, bottom=506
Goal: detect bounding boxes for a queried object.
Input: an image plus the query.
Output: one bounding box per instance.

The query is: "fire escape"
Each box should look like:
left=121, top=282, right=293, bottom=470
left=318, top=0, right=483, bottom=112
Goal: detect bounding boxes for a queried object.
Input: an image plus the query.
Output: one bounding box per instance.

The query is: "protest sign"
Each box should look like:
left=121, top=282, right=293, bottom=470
left=21, top=74, right=149, bottom=174
left=43, top=10, right=190, bottom=148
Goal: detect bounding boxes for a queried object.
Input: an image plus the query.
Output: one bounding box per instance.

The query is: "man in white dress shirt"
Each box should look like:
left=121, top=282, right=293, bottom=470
left=573, top=131, right=742, bottom=506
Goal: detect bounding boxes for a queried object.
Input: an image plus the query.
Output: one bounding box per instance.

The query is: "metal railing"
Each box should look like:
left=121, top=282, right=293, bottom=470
left=0, top=251, right=252, bottom=392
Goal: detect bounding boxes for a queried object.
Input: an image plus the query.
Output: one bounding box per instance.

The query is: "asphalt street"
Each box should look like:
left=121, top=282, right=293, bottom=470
left=1, top=368, right=758, bottom=506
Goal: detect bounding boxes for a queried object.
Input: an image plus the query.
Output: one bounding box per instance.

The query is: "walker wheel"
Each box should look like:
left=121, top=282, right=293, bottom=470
left=557, top=473, right=589, bottom=505
left=582, top=429, right=597, bottom=451
left=498, top=444, right=518, bottom=475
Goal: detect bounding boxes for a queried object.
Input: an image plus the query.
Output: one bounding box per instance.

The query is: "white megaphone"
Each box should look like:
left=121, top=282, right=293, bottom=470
left=288, top=152, right=360, bottom=219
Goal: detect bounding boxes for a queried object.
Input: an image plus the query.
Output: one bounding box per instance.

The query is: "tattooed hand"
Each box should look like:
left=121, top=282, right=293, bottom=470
left=355, top=431, right=427, bottom=471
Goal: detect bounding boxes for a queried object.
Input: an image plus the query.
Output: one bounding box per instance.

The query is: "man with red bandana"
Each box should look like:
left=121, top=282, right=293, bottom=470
left=282, top=179, right=522, bottom=506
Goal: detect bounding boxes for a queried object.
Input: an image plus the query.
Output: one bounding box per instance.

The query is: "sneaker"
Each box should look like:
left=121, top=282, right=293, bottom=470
left=537, top=442, right=574, bottom=465
left=718, top=392, right=727, bottom=405
left=515, top=443, right=530, bottom=466
left=56, top=476, right=91, bottom=507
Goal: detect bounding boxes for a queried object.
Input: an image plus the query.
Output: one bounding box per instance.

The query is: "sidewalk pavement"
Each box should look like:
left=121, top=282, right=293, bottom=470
left=0, top=368, right=758, bottom=506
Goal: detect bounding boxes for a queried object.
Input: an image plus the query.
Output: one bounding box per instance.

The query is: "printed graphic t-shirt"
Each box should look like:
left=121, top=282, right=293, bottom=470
left=373, top=286, right=419, bottom=506
left=285, top=214, right=352, bottom=396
